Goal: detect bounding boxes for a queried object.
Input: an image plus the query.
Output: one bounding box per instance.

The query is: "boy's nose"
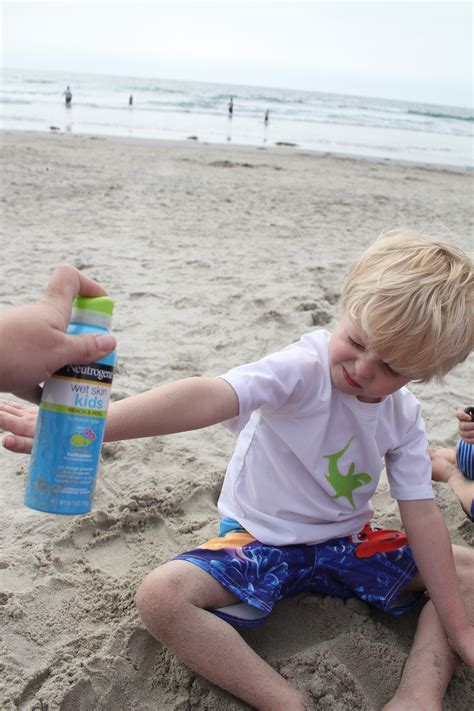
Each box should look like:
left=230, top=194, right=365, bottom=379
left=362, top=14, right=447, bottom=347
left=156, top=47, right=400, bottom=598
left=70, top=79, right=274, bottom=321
left=355, top=355, right=376, bottom=379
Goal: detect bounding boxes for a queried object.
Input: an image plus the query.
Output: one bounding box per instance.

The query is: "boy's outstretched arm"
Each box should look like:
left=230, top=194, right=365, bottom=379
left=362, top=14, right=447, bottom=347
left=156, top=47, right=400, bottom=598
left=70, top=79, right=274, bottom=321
left=398, top=499, right=474, bottom=668
left=104, top=377, right=239, bottom=441
left=0, top=377, right=239, bottom=452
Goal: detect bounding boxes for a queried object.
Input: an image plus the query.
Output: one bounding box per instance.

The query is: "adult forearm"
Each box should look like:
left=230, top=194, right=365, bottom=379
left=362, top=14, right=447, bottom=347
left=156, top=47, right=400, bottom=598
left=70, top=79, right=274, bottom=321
left=104, top=376, right=238, bottom=442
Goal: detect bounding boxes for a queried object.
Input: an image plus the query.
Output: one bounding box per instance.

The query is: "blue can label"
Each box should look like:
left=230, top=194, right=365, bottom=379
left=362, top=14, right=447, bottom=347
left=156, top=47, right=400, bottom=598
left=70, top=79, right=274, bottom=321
left=25, top=357, right=114, bottom=515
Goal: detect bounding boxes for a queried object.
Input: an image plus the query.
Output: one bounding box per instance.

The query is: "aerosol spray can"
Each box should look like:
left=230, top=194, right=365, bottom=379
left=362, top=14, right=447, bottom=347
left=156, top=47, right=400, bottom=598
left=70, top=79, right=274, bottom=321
left=25, top=296, right=116, bottom=514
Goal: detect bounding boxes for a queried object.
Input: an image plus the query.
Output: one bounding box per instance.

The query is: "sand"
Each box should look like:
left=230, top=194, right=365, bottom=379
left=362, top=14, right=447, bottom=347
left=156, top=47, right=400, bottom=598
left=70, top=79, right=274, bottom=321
left=0, top=130, right=473, bottom=710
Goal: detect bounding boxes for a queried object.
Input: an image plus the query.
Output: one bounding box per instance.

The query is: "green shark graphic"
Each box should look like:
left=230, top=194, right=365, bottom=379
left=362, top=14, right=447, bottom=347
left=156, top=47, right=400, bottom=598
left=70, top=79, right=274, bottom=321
left=324, top=437, right=372, bottom=509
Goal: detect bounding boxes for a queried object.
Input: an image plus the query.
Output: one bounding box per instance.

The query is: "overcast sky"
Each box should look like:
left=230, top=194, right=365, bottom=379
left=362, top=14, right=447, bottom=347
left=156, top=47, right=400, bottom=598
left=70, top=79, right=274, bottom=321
left=2, top=1, right=472, bottom=106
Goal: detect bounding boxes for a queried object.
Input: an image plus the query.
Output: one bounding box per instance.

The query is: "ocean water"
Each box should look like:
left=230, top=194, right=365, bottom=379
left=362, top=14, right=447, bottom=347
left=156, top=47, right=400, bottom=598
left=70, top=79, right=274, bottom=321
left=1, top=67, right=472, bottom=167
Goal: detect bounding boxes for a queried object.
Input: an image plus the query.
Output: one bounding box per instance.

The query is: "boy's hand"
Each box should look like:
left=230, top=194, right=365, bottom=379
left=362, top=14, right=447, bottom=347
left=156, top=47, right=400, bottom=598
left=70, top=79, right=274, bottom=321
left=0, top=400, right=38, bottom=454
left=448, top=627, right=474, bottom=669
left=455, top=410, right=474, bottom=444
left=0, top=264, right=116, bottom=402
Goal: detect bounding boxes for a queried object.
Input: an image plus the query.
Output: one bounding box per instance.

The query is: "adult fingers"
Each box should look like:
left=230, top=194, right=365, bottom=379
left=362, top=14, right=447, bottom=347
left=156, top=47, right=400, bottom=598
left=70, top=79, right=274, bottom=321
left=42, top=264, right=108, bottom=323
left=53, top=332, right=116, bottom=369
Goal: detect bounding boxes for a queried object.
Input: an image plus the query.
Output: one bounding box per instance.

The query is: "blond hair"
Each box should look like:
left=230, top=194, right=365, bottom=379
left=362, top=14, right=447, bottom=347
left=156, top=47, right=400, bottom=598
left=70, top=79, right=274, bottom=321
left=339, top=229, right=474, bottom=382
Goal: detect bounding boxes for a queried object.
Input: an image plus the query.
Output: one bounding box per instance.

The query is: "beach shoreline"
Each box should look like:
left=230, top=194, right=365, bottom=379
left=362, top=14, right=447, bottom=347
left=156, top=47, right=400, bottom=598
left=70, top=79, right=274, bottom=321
left=1, top=127, right=472, bottom=174
left=1, top=130, right=473, bottom=710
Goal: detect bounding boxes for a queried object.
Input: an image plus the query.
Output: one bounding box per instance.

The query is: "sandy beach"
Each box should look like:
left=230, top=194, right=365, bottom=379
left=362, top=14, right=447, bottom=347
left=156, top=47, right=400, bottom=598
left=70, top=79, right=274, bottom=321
left=0, top=130, right=473, bottom=710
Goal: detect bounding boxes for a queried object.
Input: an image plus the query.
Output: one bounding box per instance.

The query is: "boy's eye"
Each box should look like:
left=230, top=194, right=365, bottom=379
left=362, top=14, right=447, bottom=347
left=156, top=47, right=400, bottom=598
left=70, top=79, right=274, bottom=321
left=348, top=336, right=364, bottom=349
left=383, top=362, right=399, bottom=377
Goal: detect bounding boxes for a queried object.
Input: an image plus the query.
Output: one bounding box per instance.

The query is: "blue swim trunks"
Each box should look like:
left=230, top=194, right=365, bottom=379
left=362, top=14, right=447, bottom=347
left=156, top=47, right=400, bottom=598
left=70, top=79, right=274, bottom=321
left=456, top=439, right=474, bottom=481
left=454, top=440, right=474, bottom=521
left=175, top=520, right=422, bottom=627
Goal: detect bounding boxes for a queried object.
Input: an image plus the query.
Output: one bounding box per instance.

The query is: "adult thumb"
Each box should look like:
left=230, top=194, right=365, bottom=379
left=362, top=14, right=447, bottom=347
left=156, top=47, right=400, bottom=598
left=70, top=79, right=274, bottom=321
left=58, top=332, right=116, bottom=367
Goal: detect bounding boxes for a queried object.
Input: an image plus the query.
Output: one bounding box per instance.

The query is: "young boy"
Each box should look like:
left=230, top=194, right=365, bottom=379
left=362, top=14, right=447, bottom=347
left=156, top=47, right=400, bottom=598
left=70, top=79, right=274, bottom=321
left=1, top=230, right=473, bottom=710
left=431, top=408, right=474, bottom=522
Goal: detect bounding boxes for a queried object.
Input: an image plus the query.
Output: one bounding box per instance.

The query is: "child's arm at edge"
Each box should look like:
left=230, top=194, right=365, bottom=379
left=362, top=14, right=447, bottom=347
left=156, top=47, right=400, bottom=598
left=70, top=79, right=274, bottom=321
left=398, top=498, right=474, bottom=668
left=456, top=409, right=474, bottom=444
left=104, top=376, right=239, bottom=442
left=1, top=377, right=239, bottom=453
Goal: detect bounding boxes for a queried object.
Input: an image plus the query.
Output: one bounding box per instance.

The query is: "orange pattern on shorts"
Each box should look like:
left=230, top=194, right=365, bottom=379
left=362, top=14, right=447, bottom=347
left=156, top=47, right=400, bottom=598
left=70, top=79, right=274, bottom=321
left=199, top=531, right=256, bottom=550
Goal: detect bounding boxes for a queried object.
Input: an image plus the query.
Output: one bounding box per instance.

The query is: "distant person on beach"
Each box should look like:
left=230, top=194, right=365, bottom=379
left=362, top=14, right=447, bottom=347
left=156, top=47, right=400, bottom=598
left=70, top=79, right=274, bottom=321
left=430, top=408, right=474, bottom=521
left=0, top=265, right=115, bottom=402
left=264, top=109, right=269, bottom=126
left=2, top=230, right=473, bottom=710
left=63, top=86, right=72, bottom=107
left=228, top=96, right=233, bottom=118
left=129, top=94, right=133, bottom=106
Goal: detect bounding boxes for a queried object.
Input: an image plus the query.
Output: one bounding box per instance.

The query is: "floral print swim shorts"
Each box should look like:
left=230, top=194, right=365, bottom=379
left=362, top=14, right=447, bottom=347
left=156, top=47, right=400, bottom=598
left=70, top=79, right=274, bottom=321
left=174, top=520, right=422, bottom=627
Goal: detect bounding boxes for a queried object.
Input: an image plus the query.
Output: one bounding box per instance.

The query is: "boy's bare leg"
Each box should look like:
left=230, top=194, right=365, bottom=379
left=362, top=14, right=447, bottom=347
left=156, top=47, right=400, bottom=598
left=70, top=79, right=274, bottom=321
left=430, top=447, right=456, bottom=471
left=431, top=448, right=474, bottom=519
left=136, top=560, right=307, bottom=711
left=383, top=545, right=474, bottom=711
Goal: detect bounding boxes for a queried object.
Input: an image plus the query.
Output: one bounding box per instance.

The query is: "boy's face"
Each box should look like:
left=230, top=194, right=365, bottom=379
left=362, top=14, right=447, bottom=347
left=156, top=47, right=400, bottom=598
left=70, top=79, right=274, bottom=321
left=328, top=317, right=412, bottom=403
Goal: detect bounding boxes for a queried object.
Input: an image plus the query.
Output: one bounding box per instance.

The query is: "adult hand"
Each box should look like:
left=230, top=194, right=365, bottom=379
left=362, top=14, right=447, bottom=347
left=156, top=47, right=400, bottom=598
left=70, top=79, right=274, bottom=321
left=0, top=264, right=116, bottom=403
left=0, top=399, right=37, bottom=453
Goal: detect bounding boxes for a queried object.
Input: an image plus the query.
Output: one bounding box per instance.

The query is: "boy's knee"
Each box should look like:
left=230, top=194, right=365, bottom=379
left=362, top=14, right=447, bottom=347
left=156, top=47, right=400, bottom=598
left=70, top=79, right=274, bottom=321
left=135, top=566, right=185, bottom=636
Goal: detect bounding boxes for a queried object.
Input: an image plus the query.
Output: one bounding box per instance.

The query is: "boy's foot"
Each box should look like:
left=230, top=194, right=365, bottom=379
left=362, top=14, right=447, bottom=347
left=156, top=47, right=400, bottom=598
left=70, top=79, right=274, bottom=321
left=429, top=448, right=457, bottom=483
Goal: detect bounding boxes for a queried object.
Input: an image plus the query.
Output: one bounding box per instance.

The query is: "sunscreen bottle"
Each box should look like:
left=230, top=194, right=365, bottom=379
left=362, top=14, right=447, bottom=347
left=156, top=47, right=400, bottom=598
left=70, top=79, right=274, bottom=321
left=25, top=296, right=116, bottom=514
